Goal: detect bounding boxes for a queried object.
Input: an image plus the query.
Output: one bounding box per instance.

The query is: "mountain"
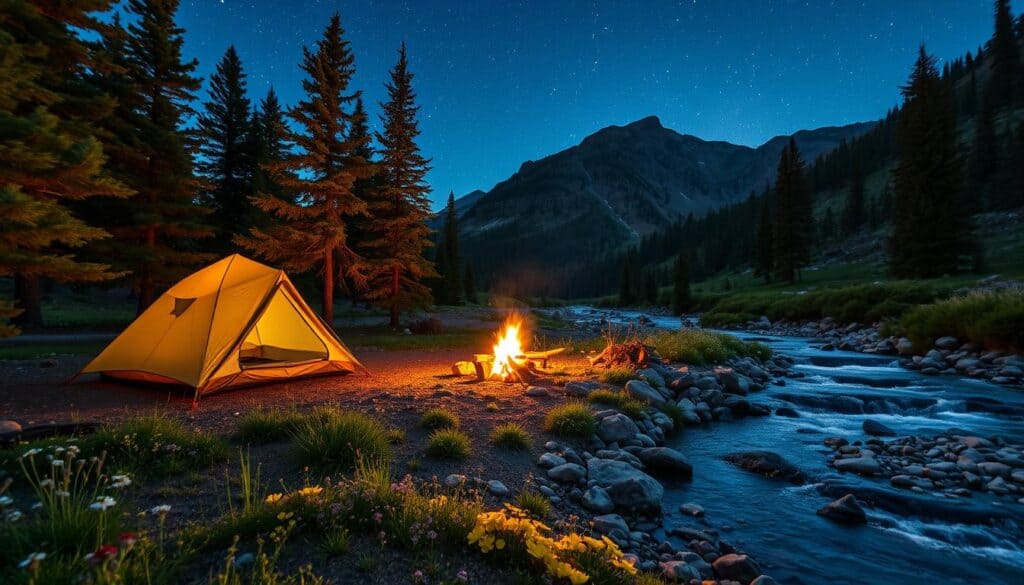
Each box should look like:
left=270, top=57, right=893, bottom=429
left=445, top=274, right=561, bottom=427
left=452, top=116, right=874, bottom=293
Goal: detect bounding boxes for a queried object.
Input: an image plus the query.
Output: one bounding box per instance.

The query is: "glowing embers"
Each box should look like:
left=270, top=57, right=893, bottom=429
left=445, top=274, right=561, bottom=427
left=451, top=315, right=564, bottom=385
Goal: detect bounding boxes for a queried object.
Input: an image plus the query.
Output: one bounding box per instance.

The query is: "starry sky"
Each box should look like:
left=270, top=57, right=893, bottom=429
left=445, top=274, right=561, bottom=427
left=176, top=0, right=996, bottom=209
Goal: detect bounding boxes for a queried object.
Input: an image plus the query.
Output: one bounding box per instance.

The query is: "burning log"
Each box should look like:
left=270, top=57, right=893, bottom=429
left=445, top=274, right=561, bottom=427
left=449, top=316, right=564, bottom=385
left=589, top=339, right=657, bottom=369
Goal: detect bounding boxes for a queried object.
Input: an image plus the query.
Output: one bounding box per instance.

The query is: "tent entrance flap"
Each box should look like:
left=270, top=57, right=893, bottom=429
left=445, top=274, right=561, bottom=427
left=238, top=286, right=328, bottom=369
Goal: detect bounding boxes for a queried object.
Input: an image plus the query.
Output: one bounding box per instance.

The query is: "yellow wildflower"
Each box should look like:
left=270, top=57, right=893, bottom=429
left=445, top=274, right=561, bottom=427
left=264, top=493, right=284, bottom=504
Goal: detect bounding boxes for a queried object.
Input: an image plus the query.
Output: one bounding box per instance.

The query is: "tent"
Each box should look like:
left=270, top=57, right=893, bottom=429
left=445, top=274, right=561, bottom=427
left=77, top=254, right=364, bottom=398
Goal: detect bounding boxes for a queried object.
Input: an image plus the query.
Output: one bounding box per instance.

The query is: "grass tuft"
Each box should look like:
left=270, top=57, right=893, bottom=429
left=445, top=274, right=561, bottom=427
left=645, top=329, right=770, bottom=364
left=599, top=366, right=637, bottom=386
left=490, top=423, right=533, bottom=451
left=291, top=408, right=393, bottom=472
left=236, top=407, right=304, bottom=444
left=418, top=408, right=461, bottom=430
left=514, top=490, right=551, bottom=519
left=425, top=429, right=472, bottom=460
left=588, top=389, right=646, bottom=419
left=90, top=414, right=227, bottom=477
left=543, top=402, right=597, bottom=437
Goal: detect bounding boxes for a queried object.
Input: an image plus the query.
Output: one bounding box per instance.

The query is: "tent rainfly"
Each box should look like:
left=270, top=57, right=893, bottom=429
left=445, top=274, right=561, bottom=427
left=77, top=254, right=364, bottom=399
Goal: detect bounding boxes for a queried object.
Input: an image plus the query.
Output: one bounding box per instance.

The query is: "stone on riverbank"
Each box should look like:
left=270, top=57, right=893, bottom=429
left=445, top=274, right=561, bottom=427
left=713, top=553, right=762, bottom=583
left=862, top=419, right=897, bottom=437
left=624, top=379, right=667, bottom=405
left=638, top=447, right=693, bottom=480
left=724, top=451, right=807, bottom=484
left=816, top=494, right=867, bottom=524
left=586, top=457, right=664, bottom=513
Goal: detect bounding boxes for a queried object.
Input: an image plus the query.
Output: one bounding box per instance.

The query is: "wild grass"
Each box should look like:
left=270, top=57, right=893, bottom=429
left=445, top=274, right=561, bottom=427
left=899, top=290, right=1024, bottom=351
left=418, top=408, right=460, bottom=430
left=386, top=428, right=406, bottom=444
left=425, top=429, right=472, bottom=460
left=291, top=408, right=392, bottom=472
left=89, top=414, right=227, bottom=477
left=645, top=329, right=771, bottom=365
left=543, top=402, right=596, bottom=437
left=587, top=390, right=646, bottom=419
left=235, top=407, right=305, bottom=444
left=514, top=490, right=550, bottom=519
left=319, top=526, right=350, bottom=557
left=598, top=366, right=637, bottom=386
left=490, top=423, right=533, bottom=451
left=702, top=281, right=946, bottom=326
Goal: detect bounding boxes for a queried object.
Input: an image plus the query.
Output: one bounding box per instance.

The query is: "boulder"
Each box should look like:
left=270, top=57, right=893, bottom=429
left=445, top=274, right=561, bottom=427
left=718, top=371, right=751, bottom=396
left=591, top=513, right=630, bottom=541
left=586, top=458, right=664, bottom=513
left=660, top=560, right=701, bottom=582
left=547, top=463, right=587, bottom=483
left=444, top=474, right=467, bottom=488
left=597, top=413, right=640, bottom=443
left=0, top=420, right=22, bottom=437
left=862, top=419, right=897, bottom=437
left=816, top=494, right=867, bottom=524
left=713, top=553, right=762, bottom=584
left=935, top=336, right=959, bottom=350
left=723, top=451, right=806, bottom=484
left=486, top=480, right=509, bottom=496
left=638, top=447, right=693, bottom=480
left=624, top=379, right=666, bottom=405
left=582, top=486, right=615, bottom=513
left=896, top=338, right=915, bottom=355
left=637, top=367, right=666, bottom=388
left=680, top=502, right=704, bottom=517
left=833, top=456, right=881, bottom=476
left=537, top=452, right=566, bottom=468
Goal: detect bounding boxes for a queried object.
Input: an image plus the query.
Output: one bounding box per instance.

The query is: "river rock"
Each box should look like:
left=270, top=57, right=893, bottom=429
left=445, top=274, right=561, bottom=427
left=774, top=407, right=800, bottom=418
left=751, top=577, right=779, bottom=585
left=538, top=452, right=566, bottom=468
left=638, top=447, right=693, bottom=480
left=680, top=502, right=704, bottom=517
left=896, top=338, right=915, bottom=355
left=713, top=553, right=762, bottom=583
left=833, top=456, right=881, bottom=476
left=563, top=381, right=599, bottom=397
left=0, top=420, right=22, bottom=437
left=724, top=451, right=807, bottom=484
left=547, top=463, right=587, bottom=483
left=978, top=461, right=1012, bottom=477
left=816, top=494, right=867, bottom=524
left=638, top=367, right=666, bottom=388
left=586, top=458, right=664, bottom=513
left=862, top=419, right=897, bottom=437
left=591, top=513, right=630, bottom=541
left=624, top=379, right=666, bottom=405
left=597, top=413, right=640, bottom=443
left=486, top=480, right=509, bottom=496
left=444, top=474, right=466, bottom=487
left=660, top=560, right=701, bottom=582
left=582, top=486, right=615, bottom=513
left=935, top=336, right=959, bottom=350
left=718, top=370, right=751, bottom=396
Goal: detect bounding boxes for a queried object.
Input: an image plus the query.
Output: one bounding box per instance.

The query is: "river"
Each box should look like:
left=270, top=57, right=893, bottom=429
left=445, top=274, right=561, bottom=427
left=564, top=307, right=1024, bottom=585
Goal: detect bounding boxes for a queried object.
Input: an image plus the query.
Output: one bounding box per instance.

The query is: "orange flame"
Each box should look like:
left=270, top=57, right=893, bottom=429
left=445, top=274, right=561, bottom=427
left=490, top=316, right=525, bottom=380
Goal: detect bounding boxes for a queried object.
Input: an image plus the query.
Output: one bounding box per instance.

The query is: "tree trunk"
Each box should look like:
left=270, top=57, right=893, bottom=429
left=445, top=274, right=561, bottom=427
left=137, top=227, right=157, bottom=315
left=322, top=247, right=334, bottom=326
left=389, top=265, right=400, bottom=328
left=12, top=274, right=43, bottom=330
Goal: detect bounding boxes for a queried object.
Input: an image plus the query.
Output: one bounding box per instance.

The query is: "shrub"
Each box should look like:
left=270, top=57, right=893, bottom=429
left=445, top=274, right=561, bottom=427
left=699, top=311, right=757, bottom=327
left=543, top=403, right=596, bottom=437
left=490, top=423, right=533, bottom=451
left=587, top=390, right=646, bottom=419
left=236, top=407, right=304, bottom=444
left=899, top=290, right=1024, bottom=351
left=419, top=408, right=460, bottom=430
left=291, top=408, right=392, bottom=472
left=90, top=414, right=227, bottom=477
left=514, top=490, right=550, bottom=519
left=598, top=367, right=637, bottom=386
left=645, top=329, right=770, bottom=365
left=425, top=429, right=472, bottom=460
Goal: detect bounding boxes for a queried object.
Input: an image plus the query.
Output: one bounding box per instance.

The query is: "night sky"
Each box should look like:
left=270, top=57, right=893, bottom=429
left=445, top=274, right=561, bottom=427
left=176, top=1, right=995, bottom=209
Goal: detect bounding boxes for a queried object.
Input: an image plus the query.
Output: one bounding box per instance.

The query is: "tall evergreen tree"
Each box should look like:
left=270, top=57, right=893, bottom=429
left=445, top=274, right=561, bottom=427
left=968, top=95, right=998, bottom=211
left=197, top=46, right=254, bottom=250
left=0, top=0, right=132, bottom=332
left=890, top=46, right=973, bottom=278
left=671, top=251, right=691, bottom=316
left=986, top=0, right=1019, bottom=111
left=86, top=0, right=212, bottom=314
left=773, top=138, right=810, bottom=283
left=753, top=190, right=774, bottom=283
left=618, top=251, right=636, bottom=306
left=250, top=87, right=287, bottom=203
left=237, top=14, right=373, bottom=324
left=841, top=165, right=865, bottom=234
left=642, top=271, right=658, bottom=305
left=821, top=206, right=837, bottom=243
left=361, top=44, right=436, bottom=327
left=463, top=262, right=477, bottom=304
left=434, top=191, right=462, bottom=304
left=1010, top=121, right=1024, bottom=209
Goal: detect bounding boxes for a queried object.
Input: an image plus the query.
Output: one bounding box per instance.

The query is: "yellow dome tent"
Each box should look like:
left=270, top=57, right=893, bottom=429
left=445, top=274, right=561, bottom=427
left=77, top=255, right=364, bottom=399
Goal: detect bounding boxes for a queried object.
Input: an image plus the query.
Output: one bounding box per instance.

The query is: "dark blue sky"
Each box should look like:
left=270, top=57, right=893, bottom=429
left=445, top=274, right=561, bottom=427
left=178, top=0, right=996, bottom=209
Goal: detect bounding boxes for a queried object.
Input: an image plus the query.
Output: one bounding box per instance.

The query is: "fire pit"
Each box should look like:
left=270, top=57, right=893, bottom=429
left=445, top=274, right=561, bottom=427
left=452, top=316, right=565, bottom=385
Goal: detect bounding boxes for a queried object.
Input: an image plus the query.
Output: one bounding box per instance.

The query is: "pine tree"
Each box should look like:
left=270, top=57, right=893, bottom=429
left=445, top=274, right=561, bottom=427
left=986, top=0, right=1019, bottom=111
left=773, top=138, right=810, bottom=283
left=642, top=271, right=658, bottom=305
left=0, top=0, right=132, bottom=332
left=85, top=0, right=212, bottom=314
left=841, top=165, right=865, bottom=234
left=197, top=46, right=254, bottom=251
left=968, top=94, right=998, bottom=211
left=618, top=252, right=636, bottom=306
left=671, top=251, right=691, bottom=315
left=237, top=14, right=373, bottom=324
left=1010, top=121, right=1024, bottom=209
left=361, top=44, right=436, bottom=328
left=250, top=87, right=288, bottom=204
left=821, top=206, right=837, bottom=243
left=434, top=191, right=462, bottom=304
left=463, top=262, right=477, bottom=304
left=753, top=191, right=774, bottom=283
left=345, top=96, right=379, bottom=301
left=890, top=46, right=973, bottom=278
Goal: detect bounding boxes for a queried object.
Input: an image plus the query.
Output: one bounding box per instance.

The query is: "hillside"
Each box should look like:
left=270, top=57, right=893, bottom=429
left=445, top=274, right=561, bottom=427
left=451, top=116, right=873, bottom=294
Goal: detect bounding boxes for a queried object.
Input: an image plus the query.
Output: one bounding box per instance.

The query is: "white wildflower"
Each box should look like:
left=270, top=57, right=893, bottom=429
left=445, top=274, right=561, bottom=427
left=0, top=495, right=13, bottom=507
left=39, top=478, right=54, bottom=489
left=50, top=459, right=64, bottom=467
left=6, top=509, right=23, bottom=522
left=89, top=496, right=116, bottom=511
left=55, top=490, right=70, bottom=498
left=22, top=448, right=41, bottom=458
left=110, top=475, right=132, bottom=489
left=31, top=502, right=43, bottom=510
left=150, top=504, right=171, bottom=515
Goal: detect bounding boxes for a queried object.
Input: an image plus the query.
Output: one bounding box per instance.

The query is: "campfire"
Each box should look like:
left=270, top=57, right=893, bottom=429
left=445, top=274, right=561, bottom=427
left=452, top=315, right=564, bottom=385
